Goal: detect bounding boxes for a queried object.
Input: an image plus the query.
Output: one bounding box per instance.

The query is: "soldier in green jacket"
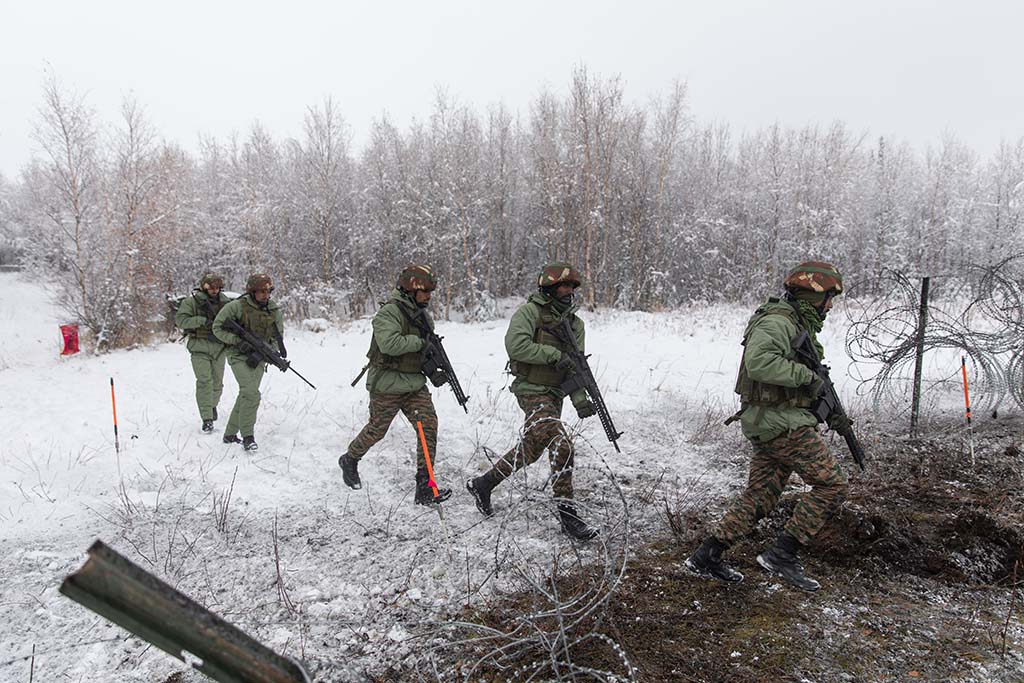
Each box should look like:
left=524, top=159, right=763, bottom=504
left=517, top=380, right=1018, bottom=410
left=339, top=265, right=453, bottom=506
left=212, top=273, right=284, bottom=452
left=466, top=262, right=599, bottom=541
left=685, top=261, right=850, bottom=592
left=175, top=273, right=231, bottom=433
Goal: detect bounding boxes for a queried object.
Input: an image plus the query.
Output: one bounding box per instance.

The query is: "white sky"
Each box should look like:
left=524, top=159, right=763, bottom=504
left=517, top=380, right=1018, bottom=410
left=1, top=0, right=1022, bottom=179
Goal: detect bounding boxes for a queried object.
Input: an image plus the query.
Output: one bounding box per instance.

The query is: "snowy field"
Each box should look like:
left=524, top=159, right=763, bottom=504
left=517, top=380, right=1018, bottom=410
left=0, top=272, right=863, bottom=681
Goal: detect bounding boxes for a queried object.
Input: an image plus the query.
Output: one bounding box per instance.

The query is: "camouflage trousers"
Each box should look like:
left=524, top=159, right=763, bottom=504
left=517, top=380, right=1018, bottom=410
left=487, top=393, right=575, bottom=499
left=714, top=426, right=848, bottom=546
left=347, top=388, right=437, bottom=469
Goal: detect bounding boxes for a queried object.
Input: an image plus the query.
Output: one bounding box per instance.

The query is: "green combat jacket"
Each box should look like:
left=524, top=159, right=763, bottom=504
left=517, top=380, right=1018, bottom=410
left=212, top=295, right=284, bottom=361
left=736, top=299, right=819, bottom=442
left=363, top=289, right=429, bottom=395
left=175, top=290, right=231, bottom=356
left=505, top=292, right=588, bottom=407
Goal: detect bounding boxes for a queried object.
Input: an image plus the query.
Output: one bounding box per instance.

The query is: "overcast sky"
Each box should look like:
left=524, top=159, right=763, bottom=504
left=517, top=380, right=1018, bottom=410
left=1, top=0, right=1022, bottom=179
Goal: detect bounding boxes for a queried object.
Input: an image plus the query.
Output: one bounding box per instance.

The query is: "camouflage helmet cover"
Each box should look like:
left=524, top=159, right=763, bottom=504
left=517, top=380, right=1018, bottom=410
left=537, top=262, right=582, bottom=288
left=784, top=261, right=843, bottom=297
left=245, top=273, right=273, bottom=294
left=199, top=273, right=224, bottom=289
left=397, top=265, right=437, bottom=292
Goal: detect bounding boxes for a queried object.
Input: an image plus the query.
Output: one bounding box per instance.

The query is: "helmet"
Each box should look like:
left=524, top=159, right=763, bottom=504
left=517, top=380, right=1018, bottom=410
left=199, top=273, right=224, bottom=289
left=397, top=265, right=437, bottom=292
left=245, top=273, right=273, bottom=294
left=784, top=261, right=843, bottom=299
left=537, top=262, right=582, bottom=288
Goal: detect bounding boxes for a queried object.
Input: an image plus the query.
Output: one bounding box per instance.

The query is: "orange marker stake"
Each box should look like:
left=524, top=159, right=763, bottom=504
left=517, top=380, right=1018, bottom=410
left=960, top=356, right=975, bottom=466
left=110, top=378, right=120, bottom=455
left=416, top=419, right=452, bottom=555
left=416, top=420, right=441, bottom=499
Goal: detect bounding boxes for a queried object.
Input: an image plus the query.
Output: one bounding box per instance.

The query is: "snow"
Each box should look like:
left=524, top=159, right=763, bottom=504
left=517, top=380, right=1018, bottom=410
left=0, top=272, right=859, bottom=681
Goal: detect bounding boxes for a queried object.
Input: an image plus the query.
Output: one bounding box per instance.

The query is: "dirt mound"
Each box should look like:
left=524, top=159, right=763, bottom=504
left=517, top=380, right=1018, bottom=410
left=816, top=421, right=1022, bottom=586
left=438, top=418, right=1024, bottom=683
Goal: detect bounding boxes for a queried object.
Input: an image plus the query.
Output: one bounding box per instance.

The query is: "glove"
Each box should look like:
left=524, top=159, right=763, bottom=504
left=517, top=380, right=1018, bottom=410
left=828, top=413, right=854, bottom=434
left=245, top=353, right=262, bottom=369
left=575, top=400, right=597, bottom=419
left=802, top=374, right=825, bottom=398
left=555, top=352, right=574, bottom=373
left=237, top=340, right=254, bottom=355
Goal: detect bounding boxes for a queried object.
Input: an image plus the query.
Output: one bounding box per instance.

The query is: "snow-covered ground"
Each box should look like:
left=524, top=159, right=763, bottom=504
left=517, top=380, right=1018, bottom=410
left=0, top=272, right=861, bottom=681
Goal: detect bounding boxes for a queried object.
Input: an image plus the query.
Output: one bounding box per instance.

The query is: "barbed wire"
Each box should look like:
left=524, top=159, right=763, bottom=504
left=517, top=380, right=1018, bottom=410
left=417, top=425, right=635, bottom=683
left=844, top=256, right=1024, bottom=416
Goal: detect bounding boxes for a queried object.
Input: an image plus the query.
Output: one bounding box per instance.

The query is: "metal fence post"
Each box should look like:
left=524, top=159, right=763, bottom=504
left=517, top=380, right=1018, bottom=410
left=910, top=276, right=930, bottom=437
left=60, top=540, right=311, bottom=683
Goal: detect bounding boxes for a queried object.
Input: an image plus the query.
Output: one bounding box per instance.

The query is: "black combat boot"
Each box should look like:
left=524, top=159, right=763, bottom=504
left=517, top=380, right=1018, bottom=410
left=202, top=420, right=214, bottom=434
left=466, top=471, right=500, bottom=517
left=558, top=503, right=599, bottom=541
left=415, top=468, right=452, bottom=505
left=684, top=536, right=744, bottom=583
left=242, top=435, right=259, bottom=452
left=338, top=453, right=362, bottom=490
left=223, top=434, right=241, bottom=444
left=756, top=532, right=821, bottom=592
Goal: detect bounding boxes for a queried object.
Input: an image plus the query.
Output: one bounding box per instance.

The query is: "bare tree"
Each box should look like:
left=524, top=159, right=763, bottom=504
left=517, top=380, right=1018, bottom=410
left=30, top=75, right=104, bottom=342
left=12, top=68, right=1024, bottom=348
left=294, top=97, right=351, bottom=284
left=106, top=95, right=161, bottom=344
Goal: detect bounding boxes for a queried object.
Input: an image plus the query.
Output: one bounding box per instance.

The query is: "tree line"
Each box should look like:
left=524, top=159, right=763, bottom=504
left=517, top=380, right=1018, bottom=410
left=0, top=67, right=1021, bottom=350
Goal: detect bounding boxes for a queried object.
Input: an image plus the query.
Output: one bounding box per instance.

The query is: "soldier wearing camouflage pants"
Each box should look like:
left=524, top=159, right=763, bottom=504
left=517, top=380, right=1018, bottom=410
left=339, top=265, right=453, bottom=506
left=686, top=261, right=850, bottom=592
left=466, top=262, right=600, bottom=541
left=175, top=273, right=230, bottom=433
left=213, top=273, right=284, bottom=452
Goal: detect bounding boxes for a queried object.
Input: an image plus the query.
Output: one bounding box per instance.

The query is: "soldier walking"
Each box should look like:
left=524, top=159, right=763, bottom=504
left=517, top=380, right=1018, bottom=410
left=466, top=262, right=599, bottom=541
left=175, top=273, right=230, bottom=433
left=212, top=273, right=284, bottom=452
left=339, top=265, right=453, bottom=506
left=685, top=261, right=850, bottom=591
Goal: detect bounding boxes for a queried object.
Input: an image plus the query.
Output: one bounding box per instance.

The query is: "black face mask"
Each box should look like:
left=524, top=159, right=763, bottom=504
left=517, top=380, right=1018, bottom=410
left=816, top=294, right=834, bottom=321
left=541, top=285, right=572, bottom=305
left=403, top=288, right=428, bottom=309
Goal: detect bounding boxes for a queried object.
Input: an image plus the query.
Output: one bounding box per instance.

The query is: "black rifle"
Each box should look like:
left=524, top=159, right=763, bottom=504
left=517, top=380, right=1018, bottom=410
left=402, top=307, right=469, bottom=412
left=544, top=318, right=623, bottom=452
left=221, top=318, right=316, bottom=390
left=791, top=330, right=866, bottom=471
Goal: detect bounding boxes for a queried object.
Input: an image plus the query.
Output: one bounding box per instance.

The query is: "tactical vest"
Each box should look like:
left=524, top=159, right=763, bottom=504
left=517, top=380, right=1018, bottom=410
left=733, top=299, right=816, bottom=411
left=188, top=293, right=225, bottom=340
left=239, top=297, right=279, bottom=343
left=366, top=301, right=426, bottom=374
left=509, top=304, right=575, bottom=387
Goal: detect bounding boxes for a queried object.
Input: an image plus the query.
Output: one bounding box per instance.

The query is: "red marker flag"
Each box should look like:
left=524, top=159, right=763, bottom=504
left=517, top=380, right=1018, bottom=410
left=60, top=324, right=80, bottom=355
